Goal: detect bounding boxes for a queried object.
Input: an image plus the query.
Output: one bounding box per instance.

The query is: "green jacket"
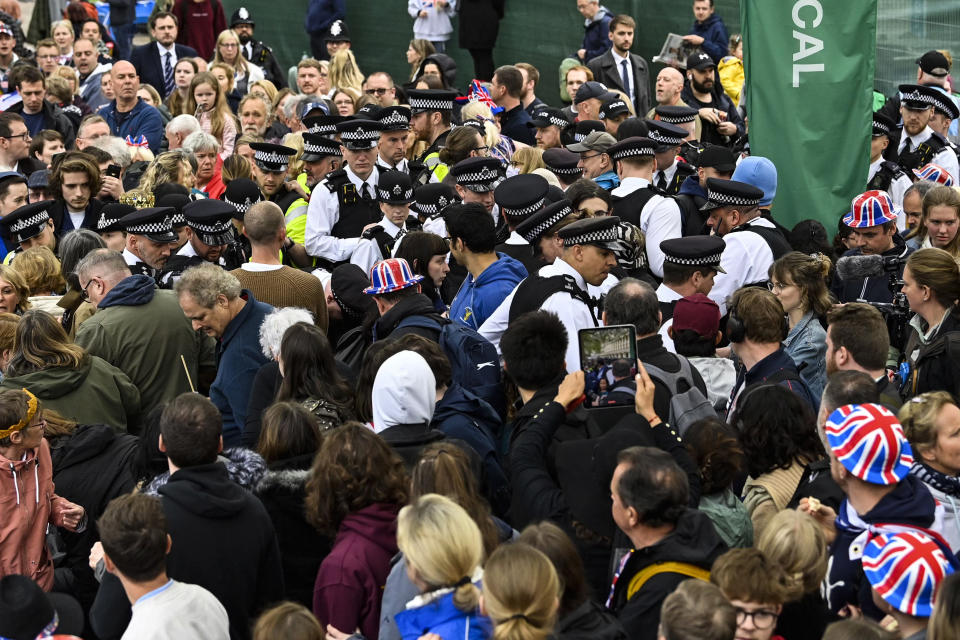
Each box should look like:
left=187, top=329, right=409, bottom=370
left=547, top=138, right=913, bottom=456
left=1, top=356, right=141, bottom=432
left=74, top=280, right=216, bottom=416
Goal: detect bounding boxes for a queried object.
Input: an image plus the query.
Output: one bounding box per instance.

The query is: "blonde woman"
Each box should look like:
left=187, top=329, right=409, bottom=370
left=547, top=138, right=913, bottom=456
left=138, top=151, right=196, bottom=195
left=211, top=29, right=265, bottom=98
left=393, top=494, right=491, bottom=639
left=51, top=20, right=75, bottom=64
left=327, top=49, right=364, bottom=97
left=461, top=100, right=521, bottom=165
left=509, top=147, right=545, bottom=176
left=757, top=510, right=832, bottom=640
left=248, top=80, right=278, bottom=105
left=482, top=543, right=559, bottom=640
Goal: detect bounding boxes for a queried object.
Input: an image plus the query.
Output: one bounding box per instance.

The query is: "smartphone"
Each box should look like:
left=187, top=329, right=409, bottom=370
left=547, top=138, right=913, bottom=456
left=578, top=325, right=637, bottom=373
left=105, top=164, right=122, bottom=179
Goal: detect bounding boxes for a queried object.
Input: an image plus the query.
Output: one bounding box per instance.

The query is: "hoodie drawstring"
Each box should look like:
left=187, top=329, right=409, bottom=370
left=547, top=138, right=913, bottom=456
left=9, top=462, right=18, bottom=506
left=33, top=460, right=38, bottom=505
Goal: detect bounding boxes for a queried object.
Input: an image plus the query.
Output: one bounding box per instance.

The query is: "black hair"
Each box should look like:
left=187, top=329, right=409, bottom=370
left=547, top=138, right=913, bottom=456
left=501, top=310, right=567, bottom=390
left=617, top=446, right=689, bottom=527
left=684, top=418, right=745, bottom=495
left=564, top=178, right=612, bottom=210
left=394, top=231, right=448, bottom=306
left=732, top=384, right=825, bottom=478
left=603, top=278, right=659, bottom=336
left=672, top=328, right=716, bottom=357
left=159, top=393, right=222, bottom=468
left=822, top=370, right=880, bottom=414
left=445, top=202, right=496, bottom=254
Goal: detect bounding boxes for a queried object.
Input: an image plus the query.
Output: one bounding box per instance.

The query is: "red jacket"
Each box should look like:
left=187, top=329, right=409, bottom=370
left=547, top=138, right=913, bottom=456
left=0, top=439, right=74, bottom=590
left=172, top=0, right=226, bottom=60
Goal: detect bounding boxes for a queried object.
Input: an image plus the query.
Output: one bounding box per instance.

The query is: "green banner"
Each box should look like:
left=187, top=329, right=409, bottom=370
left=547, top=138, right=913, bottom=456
left=741, top=0, right=877, bottom=229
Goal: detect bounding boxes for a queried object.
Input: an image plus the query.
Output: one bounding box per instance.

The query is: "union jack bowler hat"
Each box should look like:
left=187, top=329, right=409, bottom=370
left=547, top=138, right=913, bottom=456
left=363, top=258, right=423, bottom=295
left=825, top=403, right=913, bottom=485
left=843, top=190, right=899, bottom=228
left=912, top=163, right=954, bottom=186
left=862, top=530, right=956, bottom=617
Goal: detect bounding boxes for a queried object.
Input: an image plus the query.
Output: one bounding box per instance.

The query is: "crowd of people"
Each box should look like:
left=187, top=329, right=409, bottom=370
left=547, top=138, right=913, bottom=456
left=2, top=0, right=960, bottom=639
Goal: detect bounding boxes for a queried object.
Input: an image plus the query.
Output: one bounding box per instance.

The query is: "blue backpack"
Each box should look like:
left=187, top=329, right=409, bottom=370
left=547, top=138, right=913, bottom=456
left=395, top=315, right=504, bottom=417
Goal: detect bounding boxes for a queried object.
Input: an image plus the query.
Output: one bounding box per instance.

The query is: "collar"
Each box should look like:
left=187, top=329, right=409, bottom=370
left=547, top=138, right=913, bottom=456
left=636, top=333, right=666, bottom=357
left=905, top=126, right=934, bottom=148
left=610, top=175, right=651, bottom=197
left=744, top=347, right=792, bottom=382
left=157, top=41, right=176, bottom=55
left=377, top=156, right=408, bottom=172
left=656, top=282, right=684, bottom=303
left=909, top=306, right=953, bottom=344
left=345, top=164, right=379, bottom=191
left=505, top=230, right=527, bottom=245
left=121, top=247, right=141, bottom=266
left=610, top=48, right=630, bottom=65
left=378, top=216, right=403, bottom=237
left=221, top=290, right=257, bottom=346
left=178, top=242, right=198, bottom=258
left=133, top=579, right=174, bottom=607
left=736, top=216, right=776, bottom=231
left=551, top=256, right=588, bottom=291
left=240, top=262, right=284, bottom=272
left=868, top=156, right=883, bottom=178
left=660, top=161, right=678, bottom=180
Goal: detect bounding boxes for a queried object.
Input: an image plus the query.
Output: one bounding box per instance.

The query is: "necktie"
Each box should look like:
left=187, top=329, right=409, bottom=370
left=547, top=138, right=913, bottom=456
left=361, top=183, right=372, bottom=200
left=620, top=60, right=630, bottom=100
left=163, top=51, right=174, bottom=96
left=656, top=170, right=667, bottom=191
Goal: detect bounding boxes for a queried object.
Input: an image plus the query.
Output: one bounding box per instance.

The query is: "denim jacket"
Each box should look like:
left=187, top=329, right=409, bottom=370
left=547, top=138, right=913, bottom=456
left=784, top=311, right=826, bottom=406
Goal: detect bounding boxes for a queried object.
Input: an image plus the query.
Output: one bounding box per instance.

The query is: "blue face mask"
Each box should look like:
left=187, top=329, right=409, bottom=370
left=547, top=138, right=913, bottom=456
left=505, top=165, right=520, bottom=179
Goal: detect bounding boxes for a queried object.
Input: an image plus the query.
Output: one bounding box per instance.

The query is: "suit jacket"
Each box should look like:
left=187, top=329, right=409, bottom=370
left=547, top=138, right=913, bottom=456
left=130, top=42, right=199, bottom=99
left=587, top=49, right=651, bottom=117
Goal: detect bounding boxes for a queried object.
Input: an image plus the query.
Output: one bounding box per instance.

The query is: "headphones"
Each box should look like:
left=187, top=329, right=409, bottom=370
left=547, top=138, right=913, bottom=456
left=726, top=291, right=789, bottom=344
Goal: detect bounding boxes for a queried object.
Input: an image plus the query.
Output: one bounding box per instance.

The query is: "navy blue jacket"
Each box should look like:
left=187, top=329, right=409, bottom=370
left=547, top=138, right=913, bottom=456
left=499, top=104, right=535, bottom=146
left=732, top=347, right=816, bottom=411
left=581, top=6, right=613, bottom=62
left=690, top=14, right=729, bottom=63
left=129, top=42, right=199, bottom=100
left=305, top=0, right=346, bottom=35
left=211, top=291, right=273, bottom=446
left=831, top=238, right=913, bottom=305
left=100, top=98, right=165, bottom=154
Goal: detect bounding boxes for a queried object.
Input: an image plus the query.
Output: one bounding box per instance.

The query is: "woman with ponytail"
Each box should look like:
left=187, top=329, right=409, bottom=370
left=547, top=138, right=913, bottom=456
left=393, top=494, right=491, bottom=640
left=482, top=543, right=560, bottom=640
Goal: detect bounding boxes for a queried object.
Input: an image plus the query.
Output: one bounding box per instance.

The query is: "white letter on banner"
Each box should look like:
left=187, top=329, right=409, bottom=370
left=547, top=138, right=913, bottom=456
left=793, top=30, right=824, bottom=62
left=792, top=0, right=823, bottom=28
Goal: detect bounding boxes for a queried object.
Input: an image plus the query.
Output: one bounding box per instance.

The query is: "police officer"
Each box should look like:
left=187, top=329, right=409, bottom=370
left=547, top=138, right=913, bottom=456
left=230, top=8, right=287, bottom=89
left=656, top=235, right=726, bottom=350
left=249, top=142, right=301, bottom=214
left=95, top=202, right=133, bottom=252
left=527, top=106, right=570, bottom=150
left=599, top=98, right=631, bottom=138
left=284, top=134, right=342, bottom=247
left=493, top=173, right=549, bottom=274
left=305, top=118, right=384, bottom=266
left=416, top=182, right=460, bottom=236
left=374, top=106, right=415, bottom=175
left=407, top=89, right=458, bottom=171
left=868, top=112, right=912, bottom=211
left=887, top=84, right=959, bottom=184
left=606, top=136, right=683, bottom=279
left=302, top=115, right=342, bottom=137
left=0, top=201, right=58, bottom=262
left=160, top=199, right=239, bottom=287
left=449, top=156, right=505, bottom=232
left=646, top=119, right=695, bottom=195
left=701, top=178, right=791, bottom=314
left=119, top=207, right=178, bottom=278
left=654, top=105, right=701, bottom=155
left=542, top=147, right=583, bottom=189
left=351, top=171, right=416, bottom=274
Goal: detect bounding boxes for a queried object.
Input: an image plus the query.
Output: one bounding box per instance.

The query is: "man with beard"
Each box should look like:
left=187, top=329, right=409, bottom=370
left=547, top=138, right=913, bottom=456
left=586, top=15, right=650, bottom=115
left=160, top=199, right=240, bottom=287
left=680, top=52, right=743, bottom=147
left=825, top=303, right=901, bottom=410
left=130, top=12, right=198, bottom=101
left=230, top=8, right=286, bottom=89
left=119, top=206, right=177, bottom=278
left=305, top=119, right=384, bottom=266
left=285, top=134, right=342, bottom=247
left=528, top=106, right=570, bottom=150
left=407, top=89, right=457, bottom=170
left=886, top=84, right=959, bottom=184
left=374, top=106, right=414, bottom=175
left=647, top=69, right=703, bottom=141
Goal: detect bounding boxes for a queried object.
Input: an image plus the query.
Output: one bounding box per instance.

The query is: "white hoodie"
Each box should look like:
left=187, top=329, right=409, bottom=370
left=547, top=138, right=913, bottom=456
left=372, top=351, right=437, bottom=434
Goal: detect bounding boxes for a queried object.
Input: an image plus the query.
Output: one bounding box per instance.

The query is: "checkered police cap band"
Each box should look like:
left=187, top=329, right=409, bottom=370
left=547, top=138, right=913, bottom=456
left=873, top=119, right=891, bottom=135
left=340, top=126, right=382, bottom=141
left=308, top=122, right=337, bottom=135
left=705, top=188, right=760, bottom=208
left=412, top=193, right=452, bottom=215
left=304, top=139, right=342, bottom=156
left=97, top=211, right=121, bottom=231
left=377, top=183, right=415, bottom=201
left=610, top=145, right=653, bottom=161
left=665, top=252, right=724, bottom=267
left=534, top=111, right=568, bottom=128
left=502, top=197, right=545, bottom=219
left=546, top=163, right=582, bottom=176
left=223, top=194, right=261, bottom=214
left=409, top=97, right=453, bottom=111
left=562, top=227, right=617, bottom=247
left=10, top=209, right=50, bottom=233
left=574, top=131, right=588, bottom=142
left=902, top=88, right=938, bottom=107
left=170, top=211, right=186, bottom=226
left=456, top=165, right=500, bottom=185
left=657, top=112, right=696, bottom=124
left=189, top=219, right=232, bottom=234
left=521, top=204, right=573, bottom=243
left=648, top=129, right=685, bottom=146
left=254, top=150, right=291, bottom=166
left=126, top=217, right=173, bottom=235
left=379, top=111, right=410, bottom=127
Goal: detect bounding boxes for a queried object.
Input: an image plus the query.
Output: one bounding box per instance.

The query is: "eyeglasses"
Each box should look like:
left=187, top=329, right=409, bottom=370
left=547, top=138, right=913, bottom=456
left=734, top=608, right=778, bottom=630
left=80, top=277, right=98, bottom=301
left=766, top=281, right=791, bottom=293
left=473, top=145, right=490, bottom=155
left=365, top=87, right=390, bottom=96
left=4, top=132, right=30, bottom=141
left=579, top=152, right=603, bottom=161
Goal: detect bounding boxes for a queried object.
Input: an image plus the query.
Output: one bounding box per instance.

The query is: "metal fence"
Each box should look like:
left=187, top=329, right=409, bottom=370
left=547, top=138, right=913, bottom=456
left=875, top=0, right=960, bottom=98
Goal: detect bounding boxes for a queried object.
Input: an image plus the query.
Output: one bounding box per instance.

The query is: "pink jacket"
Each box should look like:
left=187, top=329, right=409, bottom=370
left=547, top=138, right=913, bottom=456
left=0, top=439, right=73, bottom=590
left=198, top=109, right=237, bottom=160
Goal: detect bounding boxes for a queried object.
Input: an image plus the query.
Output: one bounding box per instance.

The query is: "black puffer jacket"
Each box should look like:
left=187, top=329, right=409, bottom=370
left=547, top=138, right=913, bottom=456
left=903, top=307, right=960, bottom=400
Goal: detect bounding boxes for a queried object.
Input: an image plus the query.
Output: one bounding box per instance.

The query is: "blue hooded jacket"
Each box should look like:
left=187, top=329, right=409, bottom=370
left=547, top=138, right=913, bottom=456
left=450, top=253, right=527, bottom=330
left=690, top=13, right=730, bottom=63
left=394, top=588, right=492, bottom=640
left=100, top=98, right=165, bottom=154
left=581, top=6, right=613, bottom=62
left=98, top=274, right=155, bottom=309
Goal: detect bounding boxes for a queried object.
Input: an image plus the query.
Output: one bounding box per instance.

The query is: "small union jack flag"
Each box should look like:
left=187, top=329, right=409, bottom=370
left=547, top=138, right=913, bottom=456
left=825, top=403, right=914, bottom=485
left=863, top=530, right=955, bottom=617
left=455, top=80, right=504, bottom=114
left=843, top=190, right=899, bottom=228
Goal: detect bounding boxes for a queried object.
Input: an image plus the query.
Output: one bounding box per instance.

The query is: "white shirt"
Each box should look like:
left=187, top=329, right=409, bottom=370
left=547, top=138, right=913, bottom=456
left=350, top=216, right=404, bottom=274
left=656, top=160, right=679, bottom=189
left=122, top=247, right=141, bottom=266
left=240, top=262, right=284, bottom=272
left=610, top=48, right=635, bottom=110
left=121, top=580, right=229, bottom=640
left=157, top=42, right=178, bottom=69
left=867, top=157, right=911, bottom=229
left=479, top=257, right=599, bottom=372
left=377, top=156, right=410, bottom=174
left=68, top=209, right=85, bottom=230
left=304, top=165, right=380, bottom=262
left=177, top=241, right=197, bottom=257
left=897, top=125, right=960, bottom=185
left=610, top=176, right=683, bottom=278
left=656, top=282, right=683, bottom=353
left=708, top=217, right=779, bottom=315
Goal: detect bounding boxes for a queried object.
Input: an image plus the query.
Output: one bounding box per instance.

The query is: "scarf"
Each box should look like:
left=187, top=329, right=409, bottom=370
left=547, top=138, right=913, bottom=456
left=912, top=461, right=960, bottom=498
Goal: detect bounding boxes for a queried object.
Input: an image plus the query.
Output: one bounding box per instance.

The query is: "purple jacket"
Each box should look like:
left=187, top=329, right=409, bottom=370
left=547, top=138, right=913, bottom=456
left=314, top=502, right=400, bottom=639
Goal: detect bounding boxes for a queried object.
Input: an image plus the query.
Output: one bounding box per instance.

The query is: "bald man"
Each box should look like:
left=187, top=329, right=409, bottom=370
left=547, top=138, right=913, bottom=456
left=647, top=67, right=702, bottom=139
left=100, top=60, right=165, bottom=153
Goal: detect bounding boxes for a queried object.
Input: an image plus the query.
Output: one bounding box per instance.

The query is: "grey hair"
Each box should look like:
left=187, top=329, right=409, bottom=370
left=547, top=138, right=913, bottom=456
left=284, top=95, right=316, bottom=121
left=258, top=307, right=314, bottom=359
left=603, top=277, right=660, bottom=336
left=74, top=248, right=129, bottom=282
left=174, top=263, right=242, bottom=307
left=87, top=136, right=132, bottom=168
left=182, top=131, right=220, bottom=155
left=60, top=231, right=108, bottom=280
left=905, top=179, right=937, bottom=202
left=166, top=114, right=202, bottom=137
left=240, top=93, right=273, bottom=120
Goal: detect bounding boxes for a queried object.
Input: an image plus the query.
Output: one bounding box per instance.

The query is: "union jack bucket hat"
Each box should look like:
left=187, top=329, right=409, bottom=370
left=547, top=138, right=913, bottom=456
left=363, top=258, right=424, bottom=295
left=825, top=403, right=914, bottom=485
left=863, top=530, right=956, bottom=617
left=843, top=190, right=899, bottom=228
